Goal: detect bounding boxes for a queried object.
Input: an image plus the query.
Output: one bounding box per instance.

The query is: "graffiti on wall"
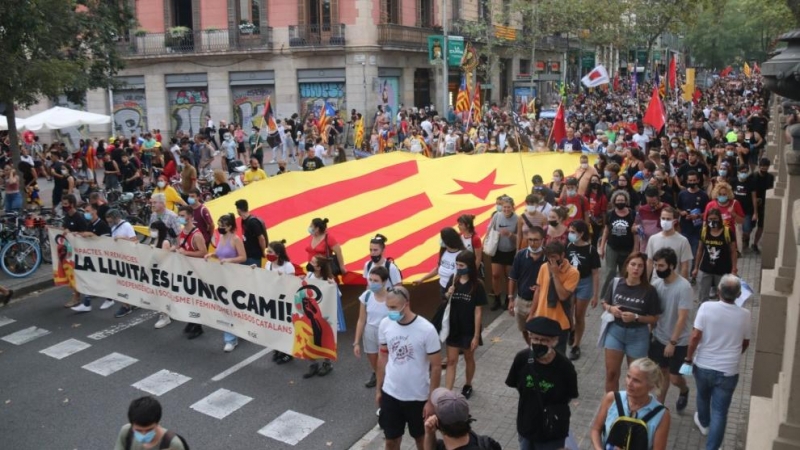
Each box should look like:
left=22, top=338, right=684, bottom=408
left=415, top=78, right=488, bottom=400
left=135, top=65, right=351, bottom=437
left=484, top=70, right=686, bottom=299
left=377, top=77, right=399, bottom=123
left=168, top=88, right=209, bottom=136
left=232, top=86, right=273, bottom=130
left=53, top=97, right=86, bottom=150
left=299, top=82, right=346, bottom=120
left=113, top=90, right=148, bottom=137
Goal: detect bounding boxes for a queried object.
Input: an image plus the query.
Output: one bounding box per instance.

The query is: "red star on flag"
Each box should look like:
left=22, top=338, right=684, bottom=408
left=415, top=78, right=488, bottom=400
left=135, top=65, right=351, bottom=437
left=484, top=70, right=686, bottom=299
left=448, top=169, right=513, bottom=200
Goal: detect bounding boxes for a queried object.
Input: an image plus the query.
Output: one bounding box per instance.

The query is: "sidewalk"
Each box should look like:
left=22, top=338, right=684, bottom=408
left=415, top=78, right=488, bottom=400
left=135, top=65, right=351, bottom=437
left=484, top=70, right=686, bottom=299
left=355, top=250, right=761, bottom=450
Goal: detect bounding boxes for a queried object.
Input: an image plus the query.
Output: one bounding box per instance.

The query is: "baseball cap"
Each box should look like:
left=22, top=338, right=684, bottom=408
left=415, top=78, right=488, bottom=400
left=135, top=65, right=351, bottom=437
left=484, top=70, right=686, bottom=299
left=430, top=388, right=470, bottom=425
left=525, top=317, right=561, bottom=337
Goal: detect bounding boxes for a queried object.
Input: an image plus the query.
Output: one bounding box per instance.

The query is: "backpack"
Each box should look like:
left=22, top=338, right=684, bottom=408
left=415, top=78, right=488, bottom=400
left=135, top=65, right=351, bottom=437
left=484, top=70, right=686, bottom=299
left=363, top=290, right=372, bottom=304
left=125, top=427, right=190, bottom=450
left=365, top=258, right=402, bottom=285
left=700, top=224, right=731, bottom=245
left=604, top=392, right=664, bottom=450
left=468, top=431, right=502, bottom=450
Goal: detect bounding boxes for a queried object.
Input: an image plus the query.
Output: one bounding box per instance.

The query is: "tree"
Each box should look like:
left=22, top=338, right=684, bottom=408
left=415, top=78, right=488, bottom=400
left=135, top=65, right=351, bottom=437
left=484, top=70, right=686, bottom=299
left=0, top=0, right=134, bottom=184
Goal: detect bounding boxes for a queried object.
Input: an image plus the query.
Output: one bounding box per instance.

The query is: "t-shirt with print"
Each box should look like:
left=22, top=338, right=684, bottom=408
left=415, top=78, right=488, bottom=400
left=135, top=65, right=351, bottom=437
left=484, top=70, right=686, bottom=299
left=732, top=177, right=756, bottom=215
left=699, top=228, right=733, bottom=274
left=494, top=213, right=519, bottom=252
left=560, top=195, right=589, bottom=227
left=302, top=157, right=324, bottom=171
left=604, top=278, right=661, bottom=328
left=378, top=315, right=441, bottom=401
left=566, top=243, right=601, bottom=279
left=532, top=263, right=580, bottom=331
left=448, top=279, right=488, bottom=341
left=677, top=189, right=710, bottom=238
left=460, top=234, right=482, bottom=254
left=437, top=250, right=460, bottom=288
left=605, top=210, right=636, bottom=251
left=359, top=290, right=389, bottom=328
left=505, top=349, right=578, bottom=441
left=652, top=276, right=694, bottom=346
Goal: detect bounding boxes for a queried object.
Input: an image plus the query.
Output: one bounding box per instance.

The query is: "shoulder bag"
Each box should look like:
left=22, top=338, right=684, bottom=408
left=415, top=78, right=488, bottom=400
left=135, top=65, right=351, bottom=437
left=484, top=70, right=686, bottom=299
left=483, top=214, right=500, bottom=257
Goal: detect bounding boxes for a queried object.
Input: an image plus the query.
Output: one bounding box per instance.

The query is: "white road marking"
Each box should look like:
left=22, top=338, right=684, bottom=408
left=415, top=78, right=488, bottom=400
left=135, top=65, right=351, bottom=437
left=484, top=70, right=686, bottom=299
left=86, top=311, right=157, bottom=341
left=190, top=388, right=253, bottom=420
left=132, top=369, right=191, bottom=396
left=0, top=316, right=16, bottom=328
left=210, top=348, right=271, bottom=382
left=258, top=410, right=325, bottom=446
left=83, top=352, right=138, bottom=376
left=39, top=338, right=91, bottom=360
left=1, top=326, right=50, bottom=345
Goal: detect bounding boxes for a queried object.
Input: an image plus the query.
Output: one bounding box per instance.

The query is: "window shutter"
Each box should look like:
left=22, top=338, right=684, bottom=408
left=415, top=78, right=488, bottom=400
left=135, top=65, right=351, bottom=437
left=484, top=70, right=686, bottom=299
left=297, top=0, right=306, bottom=25
left=330, top=0, right=339, bottom=25
left=380, top=0, right=387, bottom=24
left=415, top=0, right=421, bottom=27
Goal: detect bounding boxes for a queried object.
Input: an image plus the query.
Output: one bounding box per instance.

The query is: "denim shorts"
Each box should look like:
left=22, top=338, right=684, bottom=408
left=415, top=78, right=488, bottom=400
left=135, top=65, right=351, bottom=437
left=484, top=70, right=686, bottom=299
left=603, top=322, right=650, bottom=358
left=574, top=276, right=593, bottom=300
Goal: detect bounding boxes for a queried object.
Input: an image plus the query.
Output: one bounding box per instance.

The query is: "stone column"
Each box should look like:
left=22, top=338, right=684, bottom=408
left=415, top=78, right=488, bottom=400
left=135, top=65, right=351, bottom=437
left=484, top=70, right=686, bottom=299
left=144, top=74, right=167, bottom=133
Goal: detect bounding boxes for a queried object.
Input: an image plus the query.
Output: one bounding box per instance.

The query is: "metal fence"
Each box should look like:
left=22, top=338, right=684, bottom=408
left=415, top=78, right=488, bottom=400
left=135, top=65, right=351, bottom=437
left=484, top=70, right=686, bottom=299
left=288, top=24, right=346, bottom=48
left=117, top=26, right=273, bottom=57
left=377, top=24, right=431, bottom=50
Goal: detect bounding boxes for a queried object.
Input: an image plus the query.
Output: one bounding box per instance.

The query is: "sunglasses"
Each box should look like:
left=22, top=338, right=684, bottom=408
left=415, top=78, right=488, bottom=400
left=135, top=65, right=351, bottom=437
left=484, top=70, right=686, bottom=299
left=387, top=286, right=409, bottom=301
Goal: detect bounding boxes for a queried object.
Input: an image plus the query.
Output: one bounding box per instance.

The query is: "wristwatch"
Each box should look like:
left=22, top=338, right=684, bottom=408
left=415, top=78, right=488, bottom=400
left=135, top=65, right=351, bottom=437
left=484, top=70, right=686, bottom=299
left=670, top=340, right=678, bottom=346
left=684, top=357, right=693, bottom=364
left=634, top=313, right=639, bottom=322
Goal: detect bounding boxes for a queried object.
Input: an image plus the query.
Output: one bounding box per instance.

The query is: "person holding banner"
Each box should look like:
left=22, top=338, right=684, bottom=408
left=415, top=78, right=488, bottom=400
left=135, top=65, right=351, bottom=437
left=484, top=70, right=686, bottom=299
left=303, top=255, right=340, bottom=378
left=174, top=206, right=207, bottom=340
left=264, top=240, right=297, bottom=364
left=70, top=202, right=115, bottom=314
left=205, top=213, right=247, bottom=352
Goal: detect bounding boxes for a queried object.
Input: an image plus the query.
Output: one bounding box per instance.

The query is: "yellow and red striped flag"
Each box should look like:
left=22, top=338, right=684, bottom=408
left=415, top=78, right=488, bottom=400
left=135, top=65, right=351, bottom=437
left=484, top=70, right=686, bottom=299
left=206, top=152, right=582, bottom=285
left=354, top=117, right=364, bottom=150
left=455, top=75, right=470, bottom=113
left=472, top=82, right=482, bottom=123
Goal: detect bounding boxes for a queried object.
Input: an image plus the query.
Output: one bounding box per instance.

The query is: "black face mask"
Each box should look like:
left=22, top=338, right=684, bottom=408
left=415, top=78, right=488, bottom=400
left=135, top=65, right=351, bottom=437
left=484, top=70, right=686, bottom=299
left=548, top=220, right=559, bottom=227
left=655, top=267, right=672, bottom=279
left=708, top=220, right=720, bottom=228
left=687, top=182, right=698, bottom=189
left=615, top=203, right=627, bottom=210
left=306, top=263, right=315, bottom=273
left=370, top=254, right=381, bottom=263
left=531, top=343, right=550, bottom=359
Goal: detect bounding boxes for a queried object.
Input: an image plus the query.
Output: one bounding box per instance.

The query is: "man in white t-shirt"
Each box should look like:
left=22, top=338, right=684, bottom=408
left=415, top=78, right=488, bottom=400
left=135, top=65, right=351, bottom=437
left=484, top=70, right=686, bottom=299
left=377, top=286, right=441, bottom=450
left=685, top=274, right=751, bottom=450
left=107, top=208, right=138, bottom=241
left=645, top=206, right=693, bottom=279
left=632, top=128, right=650, bottom=150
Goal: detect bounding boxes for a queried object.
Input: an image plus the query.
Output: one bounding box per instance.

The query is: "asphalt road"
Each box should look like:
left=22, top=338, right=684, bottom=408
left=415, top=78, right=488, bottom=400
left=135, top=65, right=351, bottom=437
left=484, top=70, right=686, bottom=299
left=0, top=282, right=503, bottom=450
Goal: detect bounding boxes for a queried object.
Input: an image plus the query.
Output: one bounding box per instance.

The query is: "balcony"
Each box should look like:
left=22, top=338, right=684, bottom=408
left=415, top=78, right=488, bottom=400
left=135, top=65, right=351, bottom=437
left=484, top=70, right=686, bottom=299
left=116, top=26, right=273, bottom=57
left=288, top=24, right=346, bottom=48
left=377, top=24, right=432, bottom=51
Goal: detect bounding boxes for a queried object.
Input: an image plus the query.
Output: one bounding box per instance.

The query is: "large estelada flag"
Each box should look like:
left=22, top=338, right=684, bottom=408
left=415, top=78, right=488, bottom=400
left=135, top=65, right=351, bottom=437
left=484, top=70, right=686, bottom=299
left=455, top=75, right=470, bottom=113
left=206, top=153, right=582, bottom=284
left=581, top=65, right=610, bottom=88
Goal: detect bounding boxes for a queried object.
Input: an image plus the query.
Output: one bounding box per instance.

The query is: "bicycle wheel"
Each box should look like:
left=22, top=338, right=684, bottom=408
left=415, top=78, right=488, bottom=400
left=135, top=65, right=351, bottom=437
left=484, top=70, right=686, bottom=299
left=0, top=239, right=42, bottom=278
left=38, top=229, right=52, bottom=264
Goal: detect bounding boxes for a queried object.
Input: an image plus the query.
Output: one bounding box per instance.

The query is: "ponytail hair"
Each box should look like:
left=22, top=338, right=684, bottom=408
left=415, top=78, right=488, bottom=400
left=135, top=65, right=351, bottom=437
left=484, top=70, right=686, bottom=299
left=370, top=233, right=388, bottom=249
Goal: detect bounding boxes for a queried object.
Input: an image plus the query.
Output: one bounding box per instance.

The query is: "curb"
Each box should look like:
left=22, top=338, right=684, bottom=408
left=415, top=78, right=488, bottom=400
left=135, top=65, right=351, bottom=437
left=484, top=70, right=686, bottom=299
left=347, top=310, right=513, bottom=450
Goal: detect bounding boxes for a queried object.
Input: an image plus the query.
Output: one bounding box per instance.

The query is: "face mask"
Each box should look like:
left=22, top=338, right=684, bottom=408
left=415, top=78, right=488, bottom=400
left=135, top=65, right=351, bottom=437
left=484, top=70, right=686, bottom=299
left=726, top=150, right=734, bottom=157
left=709, top=219, right=720, bottom=228
left=580, top=163, right=589, bottom=169
left=387, top=307, right=404, bottom=322
left=737, top=172, right=748, bottom=181
left=660, top=219, right=674, bottom=231
left=671, top=142, right=678, bottom=148
left=306, top=262, right=315, bottom=273
left=566, top=189, right=577, bottom=197
left=218, top=227, right=228, bottom=235
left=548, top=220, right=559, bottom=227
left=717, top=195, right=729, bottom=203
left=615, top=203, right=626, bottom=210
left=134, top=430, right=156, bottom=444
left=495, top=205, right=503, bottom=213
left=187, top=197, right=196, bottom=205
left=266, top=254, right=278, bottom=262
left=456, top=267, right=469, bottom=276
left=604, top=171, right=613, bottom=179
left=567, top=232, right=579, bottom=243
left=368, top=282, right=383, bottom=292
left=149, top=231, right=158, bottom=239
left=530, top=343, right=550, bottom=359
left=83, top=212, right=92, bottom=221
left=719, top=170, right=728, bottom=177
left=687, top=182, right=698, bottom=189
left=308, top=227, right=314, bottom=235
left=157, top=181, right=166, bottom=188
left=177, top=217, right=187, bottom=226
left=655, top=267, right=672, bottom=279
left=528, top=245, right=543, bottom=254
left=553, top=176, right=562, bottom=182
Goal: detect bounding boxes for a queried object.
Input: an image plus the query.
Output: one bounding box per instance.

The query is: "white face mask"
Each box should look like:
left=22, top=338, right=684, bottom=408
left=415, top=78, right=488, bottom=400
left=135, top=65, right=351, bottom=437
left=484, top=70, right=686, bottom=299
left=580, top=163, right=589, bottom=169
left=660, top=219, right=674, bottom=231
left=157, top=181, right=166, bottom=188
left=149, top=231, right=158, bottom=239
left=526, top=205, right=537, bottom=213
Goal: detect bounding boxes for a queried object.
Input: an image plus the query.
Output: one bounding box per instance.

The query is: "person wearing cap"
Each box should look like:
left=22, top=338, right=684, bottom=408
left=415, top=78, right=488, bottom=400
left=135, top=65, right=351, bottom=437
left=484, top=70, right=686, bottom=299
left=506, top=316, right=578, bottom=450
left=423, top=388, right=501, bottom=450
left=750, top=157, right=774, bottom=253
left=558, top=176, right=590, bottom=228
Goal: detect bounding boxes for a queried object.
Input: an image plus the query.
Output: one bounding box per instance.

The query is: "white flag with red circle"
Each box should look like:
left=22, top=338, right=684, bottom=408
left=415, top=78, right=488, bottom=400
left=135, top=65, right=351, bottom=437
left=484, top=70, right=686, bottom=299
left=581, top=65, right=610, bottom=88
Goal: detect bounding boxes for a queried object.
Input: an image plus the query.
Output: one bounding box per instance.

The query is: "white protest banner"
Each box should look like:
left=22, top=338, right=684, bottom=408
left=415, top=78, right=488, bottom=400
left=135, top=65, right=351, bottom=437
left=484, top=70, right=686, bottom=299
left=49, top=229, right=339, bottom=360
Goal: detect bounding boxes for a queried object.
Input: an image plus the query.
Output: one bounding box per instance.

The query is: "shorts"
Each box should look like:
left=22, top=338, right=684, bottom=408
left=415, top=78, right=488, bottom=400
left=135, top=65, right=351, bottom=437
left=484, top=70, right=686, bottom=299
left=513, top=297, right=533, bottom=333
left=603, top=322, right=650, bottom=358
left=574, top=276, right=593, bottom=300
left=743, top=214, right=756, bottom=234
left=491, top=249, right=515, bottom=266
left=445, top=334, right=473, bottom=350
left=379, top=391, right=426, bottom=440
left=362, top=324, right=379, bottom=354
left=757, top=204, right=765, bottom=228
left=648, top=337, right=688, bottom=376
left=237, top=142, right=246, bottom=154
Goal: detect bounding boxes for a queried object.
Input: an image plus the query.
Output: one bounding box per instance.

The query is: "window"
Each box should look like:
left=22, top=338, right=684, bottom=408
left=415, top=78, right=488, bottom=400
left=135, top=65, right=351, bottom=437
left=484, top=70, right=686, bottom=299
left=238, top=0, right=262, bottom=34
left=451, top=0, right=460, bottom=21
left=478, top=0, right=490, bottom=22
left=418, top=0, right=433, bottom=28
left=381, top=0, right=401, bottom=24
left=502, top=0, right=510, bottom=26
left=520, top=59, right=531, bottom=74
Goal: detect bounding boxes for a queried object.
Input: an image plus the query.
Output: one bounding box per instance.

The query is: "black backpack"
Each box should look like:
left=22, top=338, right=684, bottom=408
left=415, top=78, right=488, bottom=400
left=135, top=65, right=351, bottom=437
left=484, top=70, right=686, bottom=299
left=604, top=392, right=664, bottom=450
left=365, top=258, right=402, bottom=285
left=125, top=428, right=189, bottom=450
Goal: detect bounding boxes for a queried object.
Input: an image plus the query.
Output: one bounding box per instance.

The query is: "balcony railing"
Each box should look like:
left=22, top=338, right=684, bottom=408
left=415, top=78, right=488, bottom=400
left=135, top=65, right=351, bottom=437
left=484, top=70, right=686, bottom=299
left=288, top=24, right=346, bottom=48
left=377, top=24, right=431, bottom=50
left=116, top=26, right=273, bottom=57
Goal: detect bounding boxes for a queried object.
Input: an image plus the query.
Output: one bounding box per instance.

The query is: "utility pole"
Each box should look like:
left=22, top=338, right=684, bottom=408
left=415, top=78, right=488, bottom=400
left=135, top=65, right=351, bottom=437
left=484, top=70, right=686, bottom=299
left=528, top=1, right=538, bottom=106
left=442, top=0, right=449, bottom=115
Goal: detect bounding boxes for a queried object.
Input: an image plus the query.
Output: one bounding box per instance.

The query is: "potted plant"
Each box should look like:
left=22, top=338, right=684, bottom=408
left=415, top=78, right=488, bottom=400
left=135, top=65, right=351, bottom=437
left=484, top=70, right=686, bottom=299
left=239, top=20, right=258, bottom=35
left=165, top=26, right=192, bottom=52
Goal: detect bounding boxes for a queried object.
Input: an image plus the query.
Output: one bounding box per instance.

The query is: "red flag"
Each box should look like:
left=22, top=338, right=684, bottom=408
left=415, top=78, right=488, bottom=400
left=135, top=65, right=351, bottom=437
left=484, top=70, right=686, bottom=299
left=668, top=56, right=677, bottom=89
left=754, top=62, right=761, bottom=74
left=613, top=74, right=620, bottom=92
left=643, top=88, right=665, bottom=131
left=693, top=88, right=702, bottom=104
left=720, top=66, right=733, bottom=77
left=552, top=103, right=567, bottom=144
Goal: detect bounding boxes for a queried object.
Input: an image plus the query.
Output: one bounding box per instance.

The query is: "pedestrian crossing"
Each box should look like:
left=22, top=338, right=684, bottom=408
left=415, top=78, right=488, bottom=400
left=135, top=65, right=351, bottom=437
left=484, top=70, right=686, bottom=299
left=0, top=313, right=327, bottom=446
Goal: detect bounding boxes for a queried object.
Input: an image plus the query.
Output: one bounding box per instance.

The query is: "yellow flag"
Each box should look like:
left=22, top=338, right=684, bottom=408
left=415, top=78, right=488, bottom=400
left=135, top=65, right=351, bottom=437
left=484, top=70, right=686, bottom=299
left=743, top=62, right=752, bottom=78
left=354, top=117, right=364, bottom=150
left=682, top=68, right=696, bottom=102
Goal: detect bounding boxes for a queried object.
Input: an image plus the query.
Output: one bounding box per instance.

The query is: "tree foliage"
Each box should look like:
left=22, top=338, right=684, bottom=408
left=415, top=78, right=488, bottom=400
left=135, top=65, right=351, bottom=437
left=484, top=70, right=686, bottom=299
left=685, top=0, right=794, bottom=68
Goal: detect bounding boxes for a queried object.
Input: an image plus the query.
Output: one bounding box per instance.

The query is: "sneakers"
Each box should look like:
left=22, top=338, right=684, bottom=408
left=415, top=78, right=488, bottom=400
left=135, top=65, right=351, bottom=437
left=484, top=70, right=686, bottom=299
left=276, top=353, right=294, bottom=364
left=154, top=313, right=171, bottom=329
left=100, top=299, right=115, bottom=310
left=694, top=411, right=709, bottom=436
left=224, top=341, right=238, bottom=352
left=317, top=361, right=333, bottom=377
left=71, top=304, right=92, bottom=313
left=303, top=363, right=320, bottom=379
left=114, top=306, right=133, bottom=318
left=461, top=384, right=473, bottom=400
left=752, top=244, right=761, bottom=254
left=365, top=372, right=377, bottom=388
left=569, top=345, right=581, bottom=361
left=186, top=324, right=204, bottom=340
left=676, top=388, right=690, bottom=413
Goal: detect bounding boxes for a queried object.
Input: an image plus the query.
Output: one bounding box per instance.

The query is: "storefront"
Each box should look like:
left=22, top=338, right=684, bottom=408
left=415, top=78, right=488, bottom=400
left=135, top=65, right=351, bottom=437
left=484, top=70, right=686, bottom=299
left=230, top=70, right=275, bottom=130
left=297, top=69, right=346, bottom=120
left=112, top=75, right=148, bottom=137
left=377, top=68, right=402, bottom=123
left=165, top=73, right=209, bottom=136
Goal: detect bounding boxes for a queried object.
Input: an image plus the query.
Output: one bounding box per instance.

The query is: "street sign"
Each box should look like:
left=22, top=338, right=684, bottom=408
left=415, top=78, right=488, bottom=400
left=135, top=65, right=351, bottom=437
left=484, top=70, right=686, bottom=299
left=428, top=35, right=465, bottom=67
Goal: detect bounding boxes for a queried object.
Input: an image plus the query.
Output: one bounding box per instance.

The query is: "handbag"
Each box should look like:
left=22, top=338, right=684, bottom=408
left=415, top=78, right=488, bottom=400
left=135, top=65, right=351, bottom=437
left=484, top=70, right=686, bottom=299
left=431, top=275, right=455, bottom=342
left=324, top=234, right=343, bottom=276
left=483, top=214, right=500, bottom=257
